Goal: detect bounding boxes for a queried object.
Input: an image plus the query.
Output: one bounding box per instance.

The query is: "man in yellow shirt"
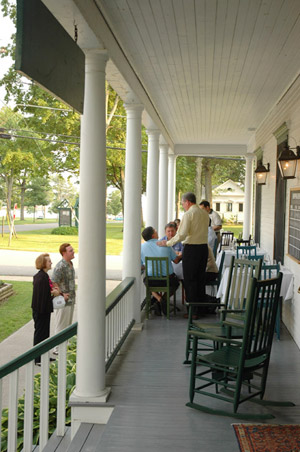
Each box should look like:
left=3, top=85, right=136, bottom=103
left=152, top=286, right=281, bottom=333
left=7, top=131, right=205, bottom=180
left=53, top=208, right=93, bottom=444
left=157, top=192, right=209, bottom=312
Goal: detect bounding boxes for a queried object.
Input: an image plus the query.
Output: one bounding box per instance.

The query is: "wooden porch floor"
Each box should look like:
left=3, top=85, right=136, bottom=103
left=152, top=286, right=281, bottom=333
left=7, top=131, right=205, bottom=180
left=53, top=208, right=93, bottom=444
left=77, top=314, right=300, bottom=452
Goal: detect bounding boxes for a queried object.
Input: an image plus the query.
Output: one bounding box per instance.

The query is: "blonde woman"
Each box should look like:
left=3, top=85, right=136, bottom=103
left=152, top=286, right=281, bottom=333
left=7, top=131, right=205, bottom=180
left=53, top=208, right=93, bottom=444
left=31, top=253, right=59, bottom=365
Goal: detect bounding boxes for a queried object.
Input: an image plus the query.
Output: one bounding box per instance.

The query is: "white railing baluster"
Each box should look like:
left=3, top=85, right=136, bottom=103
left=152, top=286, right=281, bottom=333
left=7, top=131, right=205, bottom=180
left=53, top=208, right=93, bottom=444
left=2, top=278, right=136, bottom=451
left=57, top=342, right=67, bottom=436
left=24, top=361, right=34, bottom=452
left=8, top=370, right=18, bottom=452
left=39, top=353, right=50, bottom=450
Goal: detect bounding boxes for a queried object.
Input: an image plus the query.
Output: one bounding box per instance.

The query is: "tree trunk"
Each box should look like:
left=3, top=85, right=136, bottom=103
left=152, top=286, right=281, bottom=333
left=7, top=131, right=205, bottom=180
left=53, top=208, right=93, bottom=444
left=20, top=180, right=26, bottom=221
left=176, top=191, right=181, bottom=218
left=203, top=159, right=212, bottom=204
left=195, top=157, right=203, bottom=203
left=5, top=173, right=13, bottom=220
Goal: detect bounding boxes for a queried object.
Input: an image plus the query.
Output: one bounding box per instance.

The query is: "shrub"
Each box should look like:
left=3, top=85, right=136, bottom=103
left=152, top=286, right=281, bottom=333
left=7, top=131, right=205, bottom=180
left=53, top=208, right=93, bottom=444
left=51, top=227, right=78, bottom=236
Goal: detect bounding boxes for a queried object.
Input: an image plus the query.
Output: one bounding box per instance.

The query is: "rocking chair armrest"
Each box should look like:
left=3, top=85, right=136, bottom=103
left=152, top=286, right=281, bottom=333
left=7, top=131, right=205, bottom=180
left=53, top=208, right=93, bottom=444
left=220, top=309, right=246, bottom=314
left=186, top=301, right=226, bottom=307
left=188, top=329, right=242, bottom=345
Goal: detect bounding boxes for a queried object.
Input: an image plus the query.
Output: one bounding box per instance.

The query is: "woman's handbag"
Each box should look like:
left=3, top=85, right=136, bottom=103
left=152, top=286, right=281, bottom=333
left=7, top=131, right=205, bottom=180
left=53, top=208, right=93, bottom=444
left=52, top=295, right=66, bottom=309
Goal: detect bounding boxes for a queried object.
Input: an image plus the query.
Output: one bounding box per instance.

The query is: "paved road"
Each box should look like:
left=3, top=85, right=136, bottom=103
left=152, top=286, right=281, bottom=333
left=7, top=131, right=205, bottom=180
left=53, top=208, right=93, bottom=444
left=0, top=250, right=122, bottom=280
left=2, top=222, right=58, bottom=233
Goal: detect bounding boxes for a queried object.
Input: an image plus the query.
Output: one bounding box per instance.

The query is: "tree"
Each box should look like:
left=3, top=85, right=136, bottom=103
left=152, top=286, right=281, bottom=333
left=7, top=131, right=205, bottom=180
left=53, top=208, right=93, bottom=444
left=106, top=190, right=122, bottom=216
left=49, top=174, right=78, bottom=213
left=25, top=176, right=51, bottom=220
left=175, top=156, right=197, bottom=216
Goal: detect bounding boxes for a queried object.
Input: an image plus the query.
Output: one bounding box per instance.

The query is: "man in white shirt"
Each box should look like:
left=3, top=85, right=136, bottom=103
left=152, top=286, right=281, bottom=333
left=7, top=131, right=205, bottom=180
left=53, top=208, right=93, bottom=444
left=200, top=200, right=222, bottom=243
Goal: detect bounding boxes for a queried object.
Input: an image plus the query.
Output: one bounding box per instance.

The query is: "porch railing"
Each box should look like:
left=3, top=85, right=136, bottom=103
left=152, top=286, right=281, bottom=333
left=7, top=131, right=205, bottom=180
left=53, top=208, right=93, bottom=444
left=0, top=276, right=138, bottom=452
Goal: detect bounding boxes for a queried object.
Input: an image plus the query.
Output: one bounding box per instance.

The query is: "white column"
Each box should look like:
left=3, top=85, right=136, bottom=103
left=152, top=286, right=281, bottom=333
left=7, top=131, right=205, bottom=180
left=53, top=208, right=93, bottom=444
left=168, top=153, right=176, bottom=222
left=145, top=128, right=160, bottom=228
left=243, top=153, right=254, bottom=239
left=158, top=143, right=169, bottom=237
left=74, top=50, right=109, bottom=401
left=122, top=102, right=144, bottom=323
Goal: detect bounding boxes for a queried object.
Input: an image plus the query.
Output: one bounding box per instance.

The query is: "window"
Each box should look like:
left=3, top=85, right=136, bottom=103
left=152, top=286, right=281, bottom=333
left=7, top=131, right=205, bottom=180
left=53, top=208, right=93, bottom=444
left=239, top=203, right=243, bottom=212
left=215, top=202, right=220, bottom=211
left=227, top=203, right=232, bottom=212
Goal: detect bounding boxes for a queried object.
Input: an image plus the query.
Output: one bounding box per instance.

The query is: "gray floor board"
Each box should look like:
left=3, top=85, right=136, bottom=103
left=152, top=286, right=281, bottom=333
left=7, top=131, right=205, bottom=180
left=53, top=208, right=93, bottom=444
left=69, top=315, right=300, bottom=452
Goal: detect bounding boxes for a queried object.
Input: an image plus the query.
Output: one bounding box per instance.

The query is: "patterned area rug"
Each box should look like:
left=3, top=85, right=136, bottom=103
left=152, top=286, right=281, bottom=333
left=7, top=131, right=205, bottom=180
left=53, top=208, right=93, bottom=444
left=233, top=424, right=300, bottom=452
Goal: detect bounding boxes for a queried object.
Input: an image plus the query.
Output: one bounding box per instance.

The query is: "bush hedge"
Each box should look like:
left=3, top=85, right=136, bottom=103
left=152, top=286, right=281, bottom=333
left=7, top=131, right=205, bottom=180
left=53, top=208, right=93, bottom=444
left=51, top=227, right=78, bottom=236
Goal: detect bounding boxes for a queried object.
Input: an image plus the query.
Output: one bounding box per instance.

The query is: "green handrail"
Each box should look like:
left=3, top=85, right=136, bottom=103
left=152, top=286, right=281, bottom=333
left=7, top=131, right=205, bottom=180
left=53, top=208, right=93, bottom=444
left=0, top=276, right=136, bottom=379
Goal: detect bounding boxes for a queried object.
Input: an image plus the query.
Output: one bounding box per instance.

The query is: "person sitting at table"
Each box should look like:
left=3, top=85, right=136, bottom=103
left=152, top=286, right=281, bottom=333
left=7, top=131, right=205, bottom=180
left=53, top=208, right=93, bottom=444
left=141, top=226, right=181, bottom=315
left=174, top=218, right=181, bottom=230
left=159, top=222, right=183, bottom=255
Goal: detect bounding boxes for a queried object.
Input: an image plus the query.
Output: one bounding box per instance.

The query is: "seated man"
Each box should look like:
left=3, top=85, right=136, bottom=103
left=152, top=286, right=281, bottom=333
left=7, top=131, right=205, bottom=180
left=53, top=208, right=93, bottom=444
left=205, top=245, right=218, bottom=284
left=141, top=226, right=181, bottom=315
left=159, top=222, right=183, bottom=255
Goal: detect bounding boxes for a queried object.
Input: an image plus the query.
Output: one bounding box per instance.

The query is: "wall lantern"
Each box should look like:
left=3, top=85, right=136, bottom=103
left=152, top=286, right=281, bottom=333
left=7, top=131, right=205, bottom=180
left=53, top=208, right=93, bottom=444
left=278, top=141, right=300, bottom=179
left=255, top=160, right=270, bottom=185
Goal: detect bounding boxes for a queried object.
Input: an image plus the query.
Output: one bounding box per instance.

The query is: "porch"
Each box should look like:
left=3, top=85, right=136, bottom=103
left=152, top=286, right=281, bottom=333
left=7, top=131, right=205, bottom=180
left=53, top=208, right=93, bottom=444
left=51, top=313, right=300, bottom=451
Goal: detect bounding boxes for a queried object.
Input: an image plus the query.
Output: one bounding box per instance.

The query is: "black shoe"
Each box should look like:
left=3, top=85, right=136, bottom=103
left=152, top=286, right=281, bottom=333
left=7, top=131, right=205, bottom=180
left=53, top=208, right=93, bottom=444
left=161, top=299, right=168, bottom=316
left=152, top=302, right=162, bottom=316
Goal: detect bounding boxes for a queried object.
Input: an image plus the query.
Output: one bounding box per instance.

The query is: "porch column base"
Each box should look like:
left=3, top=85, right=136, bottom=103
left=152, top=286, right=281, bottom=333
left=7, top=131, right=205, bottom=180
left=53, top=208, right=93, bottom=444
left=132, top=322, right=144, bottom=331
left=69, top=388, right=113, bottom=439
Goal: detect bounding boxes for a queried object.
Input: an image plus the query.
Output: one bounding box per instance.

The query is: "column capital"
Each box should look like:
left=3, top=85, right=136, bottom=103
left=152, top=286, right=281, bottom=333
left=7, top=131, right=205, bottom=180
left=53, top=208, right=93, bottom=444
left=159, top=143, right=169, bottom=154
left=124, top=103, right=144, bottom=118
left=245, top=153, right=255, bottom=162
left=146, top=128, right=161, bottom=138
left=84, top=50, right=108, bottom=73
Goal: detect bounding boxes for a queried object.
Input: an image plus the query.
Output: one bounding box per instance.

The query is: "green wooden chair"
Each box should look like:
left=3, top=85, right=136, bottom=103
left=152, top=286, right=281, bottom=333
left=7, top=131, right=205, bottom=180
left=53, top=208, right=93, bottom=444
left=187, top=273, right=294, bottom=419
left=247, top=254, right=264, bottom=261
left=219, top=231, right=234, bottom=252
left=261, top=263, right=281, bottom=339
left=145, top=256, right=176, bottom=320
left=184, top=256, right=262, bottom=364
left=236, top=245, right=257, bottom=258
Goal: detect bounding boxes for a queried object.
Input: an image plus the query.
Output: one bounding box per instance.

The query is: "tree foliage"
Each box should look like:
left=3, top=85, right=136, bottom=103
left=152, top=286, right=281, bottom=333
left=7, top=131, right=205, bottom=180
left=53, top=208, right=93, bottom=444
left=106, top=190, right=122, bottom=216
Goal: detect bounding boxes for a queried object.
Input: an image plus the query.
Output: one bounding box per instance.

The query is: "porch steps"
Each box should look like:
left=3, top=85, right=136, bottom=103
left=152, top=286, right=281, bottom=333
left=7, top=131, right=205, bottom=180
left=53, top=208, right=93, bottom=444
left=66, top=423, right=106, bottom=451
left=21, top=427, right=72, bottom=451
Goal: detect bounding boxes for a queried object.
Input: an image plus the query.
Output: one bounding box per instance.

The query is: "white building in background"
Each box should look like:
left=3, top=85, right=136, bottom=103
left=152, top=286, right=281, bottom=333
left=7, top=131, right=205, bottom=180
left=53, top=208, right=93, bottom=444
left=212, top=179, right=244, bottom=223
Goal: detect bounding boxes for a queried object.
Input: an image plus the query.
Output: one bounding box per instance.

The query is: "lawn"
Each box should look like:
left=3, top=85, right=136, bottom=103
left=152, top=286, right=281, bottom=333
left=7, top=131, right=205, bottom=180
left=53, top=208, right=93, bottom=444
left=0, top=223, right=124, bottom=254
left=0, top=222, right=243, bottom=253
left=0, top=281, right=33, bottom=342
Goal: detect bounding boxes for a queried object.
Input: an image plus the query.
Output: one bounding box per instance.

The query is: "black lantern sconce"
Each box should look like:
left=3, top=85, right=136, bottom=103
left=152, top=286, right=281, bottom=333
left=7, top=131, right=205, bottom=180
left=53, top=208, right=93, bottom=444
left=278, top=141, right=300, bottom=179
left=255, top=160, right=270, bottom=185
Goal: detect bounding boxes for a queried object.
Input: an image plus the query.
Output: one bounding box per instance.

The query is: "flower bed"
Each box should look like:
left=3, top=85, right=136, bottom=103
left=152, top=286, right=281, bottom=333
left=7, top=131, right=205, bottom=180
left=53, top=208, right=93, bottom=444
left=0, top=282, right=14, bottom=304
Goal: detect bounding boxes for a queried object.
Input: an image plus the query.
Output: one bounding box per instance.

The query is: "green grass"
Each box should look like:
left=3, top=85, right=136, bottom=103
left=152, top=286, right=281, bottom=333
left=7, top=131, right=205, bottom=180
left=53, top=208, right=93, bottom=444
left=0, top=223, right=124, bottom=254
left=222, top=224, right=243, bottom=238
left=0, top=281, right=33, bottom=342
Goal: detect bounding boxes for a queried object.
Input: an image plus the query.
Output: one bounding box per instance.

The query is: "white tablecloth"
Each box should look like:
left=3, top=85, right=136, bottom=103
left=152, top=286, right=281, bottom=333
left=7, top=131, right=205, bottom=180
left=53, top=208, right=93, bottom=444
left=216, top=266, right=294, bottom=302
left=215, top=248, right=267, bottom=272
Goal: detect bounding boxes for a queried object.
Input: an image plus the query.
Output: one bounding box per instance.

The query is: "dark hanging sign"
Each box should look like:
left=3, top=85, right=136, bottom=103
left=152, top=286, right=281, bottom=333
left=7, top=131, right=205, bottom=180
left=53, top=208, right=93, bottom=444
left=288, top=188, right=300, bottom=262
left=16, top=0, right=85, bottom=113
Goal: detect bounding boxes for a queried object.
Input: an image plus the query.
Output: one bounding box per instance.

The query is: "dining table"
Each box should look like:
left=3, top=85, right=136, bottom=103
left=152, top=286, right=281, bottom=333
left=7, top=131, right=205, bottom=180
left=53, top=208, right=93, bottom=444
left=215, top=247, right=268, bottom=273
left=216, top=265, right=294, bottom=303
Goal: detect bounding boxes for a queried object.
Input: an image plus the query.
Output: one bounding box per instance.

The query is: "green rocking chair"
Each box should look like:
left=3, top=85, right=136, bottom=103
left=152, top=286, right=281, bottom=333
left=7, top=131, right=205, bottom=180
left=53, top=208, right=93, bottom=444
left=186, top=273, right=294, bottom=419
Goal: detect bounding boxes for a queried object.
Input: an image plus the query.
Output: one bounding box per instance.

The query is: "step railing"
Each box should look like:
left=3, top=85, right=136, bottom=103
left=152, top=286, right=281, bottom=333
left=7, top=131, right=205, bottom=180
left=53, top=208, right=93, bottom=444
left=0, top=277, right=136, bottom=452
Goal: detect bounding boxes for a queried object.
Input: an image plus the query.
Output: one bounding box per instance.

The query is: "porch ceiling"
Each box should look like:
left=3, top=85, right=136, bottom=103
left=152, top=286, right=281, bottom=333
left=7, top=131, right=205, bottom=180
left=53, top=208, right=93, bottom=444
left=44, top=0, right=300, bottom=150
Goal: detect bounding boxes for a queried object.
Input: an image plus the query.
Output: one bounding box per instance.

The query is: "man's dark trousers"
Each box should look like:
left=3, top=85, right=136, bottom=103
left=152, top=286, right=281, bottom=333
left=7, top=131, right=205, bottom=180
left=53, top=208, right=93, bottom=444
left=182, top=244, right=208, bottom=304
